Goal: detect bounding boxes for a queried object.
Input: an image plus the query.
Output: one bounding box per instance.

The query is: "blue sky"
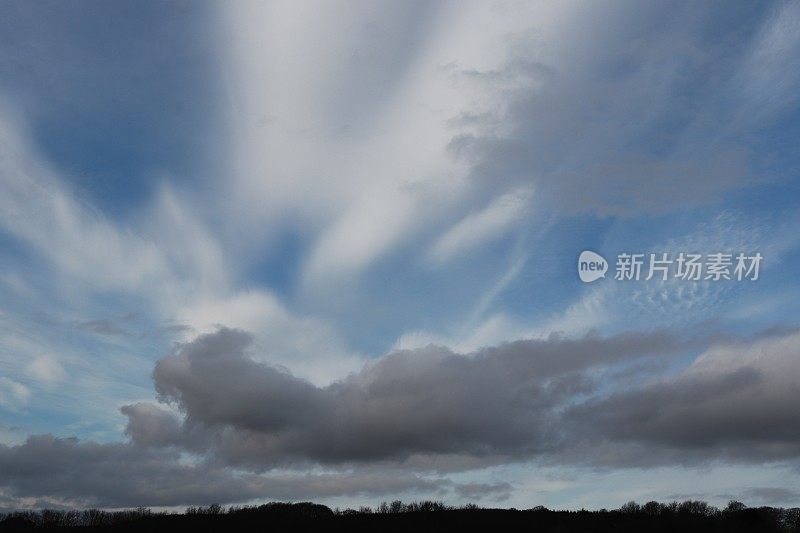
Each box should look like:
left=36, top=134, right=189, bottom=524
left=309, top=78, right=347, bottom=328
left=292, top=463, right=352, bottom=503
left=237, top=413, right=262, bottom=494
left=1, top=0, right=800, bottom=511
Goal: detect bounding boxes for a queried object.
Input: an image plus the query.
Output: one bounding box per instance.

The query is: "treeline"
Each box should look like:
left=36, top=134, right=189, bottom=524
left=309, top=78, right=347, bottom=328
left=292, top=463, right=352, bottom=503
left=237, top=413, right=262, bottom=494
left=1, top=499, right=799, bottom=532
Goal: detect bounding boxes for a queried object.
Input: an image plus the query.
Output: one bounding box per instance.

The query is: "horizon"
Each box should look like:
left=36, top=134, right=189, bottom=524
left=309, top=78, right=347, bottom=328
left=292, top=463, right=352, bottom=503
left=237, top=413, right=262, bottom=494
left=2, top=499, right=797, bottom=532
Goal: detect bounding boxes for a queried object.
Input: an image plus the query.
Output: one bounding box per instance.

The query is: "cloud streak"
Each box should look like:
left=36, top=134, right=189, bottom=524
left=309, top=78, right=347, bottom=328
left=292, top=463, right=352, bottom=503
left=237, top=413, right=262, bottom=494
left=427, top=188, right=532, bottom=266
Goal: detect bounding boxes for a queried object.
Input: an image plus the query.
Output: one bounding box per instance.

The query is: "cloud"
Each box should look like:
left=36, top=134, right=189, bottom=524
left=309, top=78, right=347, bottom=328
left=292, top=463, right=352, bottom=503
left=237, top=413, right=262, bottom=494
left=563, top=329, right=800, bottom=465
left=222, top=1, right=569, bottom=284
left=224, top=0, right=441, bottom=280
left=139, top=326, right=800, bottom=473
left=449, top=2, right=797, bottom=217
left=175, top=291, right=363, bottom=385
left=120, top=403, right=184, bottom=449
left=1, top=2, right=799, bottom=512
left=0, top=110, right=167, bottom=292
left=0, top=435, right=253, bottom=508
left=741, top=487, right=800, bottom=506
left=454, top=481, right=513, bottom=502
left=735, top=0, right=800, bottom=124
left=4, top=326, right=800, bottom=508
left=0, top=105, right=229, bottom=312
left=0, top=435, right=441, bottom=508
left=139, top=327, right=685, bottom=470
left=25, top=355, right=67, bottom=384
left=427, top=187, right=532, bottom=265
left=0, top=377, right=30, bottom=409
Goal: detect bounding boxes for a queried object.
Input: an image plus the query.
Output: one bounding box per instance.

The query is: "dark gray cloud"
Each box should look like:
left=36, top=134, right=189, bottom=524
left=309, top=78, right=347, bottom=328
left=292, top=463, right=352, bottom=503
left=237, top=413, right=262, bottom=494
left=0, top=435, right=444, bottom=508
left=449, top=1, right=794, bottom=217
left=0, top=435, right=261, bottom=508
left=120, top=403, right=184, bottom=449
left=562, top=331, right=800, bottom=465
left=142, top=327, right=684, bottom=469
left=454, top=482, right=513, bottom=502
left=137, top=326, right=800, bottom=471
left=741, top=487, right=800, bottom=506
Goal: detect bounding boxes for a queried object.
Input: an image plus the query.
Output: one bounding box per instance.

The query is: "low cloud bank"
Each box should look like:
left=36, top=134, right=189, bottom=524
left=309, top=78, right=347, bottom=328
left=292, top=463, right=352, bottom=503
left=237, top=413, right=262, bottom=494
left=2, top=326, right=800, bottom=508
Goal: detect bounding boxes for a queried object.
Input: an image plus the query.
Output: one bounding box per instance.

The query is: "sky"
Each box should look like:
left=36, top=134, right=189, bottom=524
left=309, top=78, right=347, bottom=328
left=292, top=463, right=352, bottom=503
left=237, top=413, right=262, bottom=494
left=1, top=0, right=800, bottom=512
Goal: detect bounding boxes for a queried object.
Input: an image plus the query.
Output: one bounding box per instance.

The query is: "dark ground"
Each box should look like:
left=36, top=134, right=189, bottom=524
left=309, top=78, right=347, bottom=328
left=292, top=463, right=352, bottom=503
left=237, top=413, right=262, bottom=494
left=2, top=501, right=799, bottom=532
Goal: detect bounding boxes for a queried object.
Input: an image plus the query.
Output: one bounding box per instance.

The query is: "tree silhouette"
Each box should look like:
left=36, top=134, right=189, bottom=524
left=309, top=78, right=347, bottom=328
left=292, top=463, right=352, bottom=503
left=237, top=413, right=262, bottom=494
left=1, top=499, right=799, bottom=532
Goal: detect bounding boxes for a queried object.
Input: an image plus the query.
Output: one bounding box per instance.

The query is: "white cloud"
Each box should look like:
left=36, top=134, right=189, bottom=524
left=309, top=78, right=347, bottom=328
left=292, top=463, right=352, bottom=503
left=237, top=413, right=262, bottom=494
left=0, top=102, right=236, bottom=321
left=0, top=109, right=167, bottom=293
left=736, top=0, right=800, bottom=123
left=688, top=328, right=800, bottom=383
left=177, top=291, right=363, bottom=385
left=303, top=183, right=418, bottom=283
left=427, top=188, right=532, bottom=266
left=221, top=1, right=566, bottom=285
left=392, top=282, right=610, bottom=354
left=0, top=98, right=363, bottom=420
left=25, top=355, right=67, bottom=384
left=0, top=377, right=30, bottom=409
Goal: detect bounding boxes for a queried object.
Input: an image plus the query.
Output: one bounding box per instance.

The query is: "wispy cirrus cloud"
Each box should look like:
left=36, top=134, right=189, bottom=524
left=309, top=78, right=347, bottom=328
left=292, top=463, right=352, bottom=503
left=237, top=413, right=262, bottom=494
left=427, top=188, right=532, bottom=266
